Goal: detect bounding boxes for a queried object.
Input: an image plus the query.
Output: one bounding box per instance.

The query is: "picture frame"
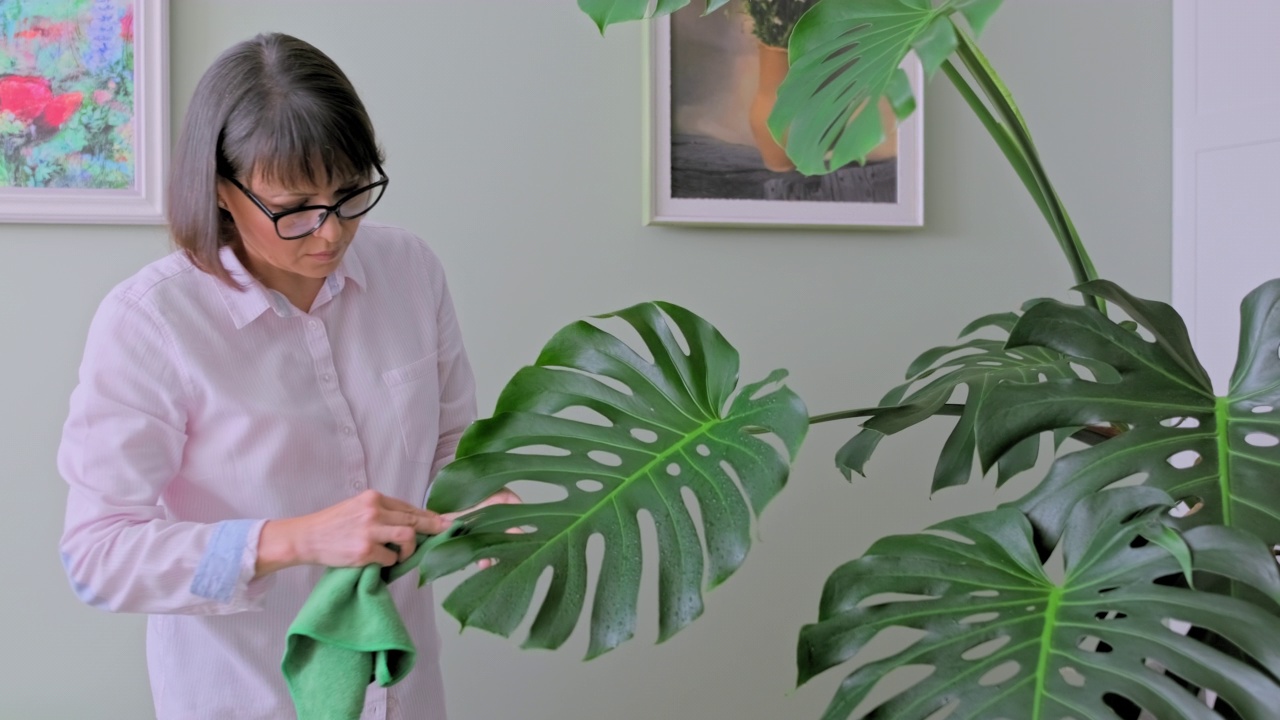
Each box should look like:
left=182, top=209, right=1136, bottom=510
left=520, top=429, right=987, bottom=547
left=0, top=0, right=168, bottom=224
left=645, top=3, right=924, bottom=228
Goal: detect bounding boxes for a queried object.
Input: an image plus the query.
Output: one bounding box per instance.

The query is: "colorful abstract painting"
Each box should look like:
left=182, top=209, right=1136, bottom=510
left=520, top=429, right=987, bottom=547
left=0, top=0, right=135, bottom=189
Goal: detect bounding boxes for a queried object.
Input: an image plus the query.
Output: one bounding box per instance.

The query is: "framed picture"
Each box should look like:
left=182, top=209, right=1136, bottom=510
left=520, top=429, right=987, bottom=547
left=645, top=1, right=924, bottom=228
left=0, top=0, right=168, bottom=224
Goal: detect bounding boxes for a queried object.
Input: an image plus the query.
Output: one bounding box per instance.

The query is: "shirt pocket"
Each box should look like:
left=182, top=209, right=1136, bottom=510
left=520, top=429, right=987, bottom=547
left=381, top=354, right=439, bottom=465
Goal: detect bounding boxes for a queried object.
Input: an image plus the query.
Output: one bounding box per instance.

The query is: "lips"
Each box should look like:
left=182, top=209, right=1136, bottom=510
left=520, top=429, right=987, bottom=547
left=307, top=251, right=338, bottom=261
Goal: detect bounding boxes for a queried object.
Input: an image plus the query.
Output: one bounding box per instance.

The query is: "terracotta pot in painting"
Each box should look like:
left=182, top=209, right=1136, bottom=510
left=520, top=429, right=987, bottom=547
left=748, top=43, right=795, bottom=172
left=748, top=41, right=901, bottom=172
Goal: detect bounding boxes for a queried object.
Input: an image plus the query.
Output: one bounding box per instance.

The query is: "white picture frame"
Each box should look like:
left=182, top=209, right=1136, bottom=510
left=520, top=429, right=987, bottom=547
left=645, top=6, right=924, bottom=228
left=0, top=0, right=168, bottom=224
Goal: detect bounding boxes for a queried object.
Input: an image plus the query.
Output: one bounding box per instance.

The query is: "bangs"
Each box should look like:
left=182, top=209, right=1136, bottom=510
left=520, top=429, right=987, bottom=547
left=220, top=91, right=380, bottom=190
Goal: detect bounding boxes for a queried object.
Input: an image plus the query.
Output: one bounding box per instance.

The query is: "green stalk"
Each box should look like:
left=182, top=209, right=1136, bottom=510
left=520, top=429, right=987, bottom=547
left=805, top=404, right=964, bottom=427
left=947, top=24, right=1104, bottom=314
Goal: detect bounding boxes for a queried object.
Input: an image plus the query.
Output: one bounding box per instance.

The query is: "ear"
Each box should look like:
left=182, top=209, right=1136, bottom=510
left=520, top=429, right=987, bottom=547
left=215, top=179, right=229, bottom=211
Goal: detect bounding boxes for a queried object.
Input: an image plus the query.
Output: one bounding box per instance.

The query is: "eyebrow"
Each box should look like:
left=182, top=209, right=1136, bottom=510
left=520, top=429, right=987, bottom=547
left=258, top=183, right=363, bottom=205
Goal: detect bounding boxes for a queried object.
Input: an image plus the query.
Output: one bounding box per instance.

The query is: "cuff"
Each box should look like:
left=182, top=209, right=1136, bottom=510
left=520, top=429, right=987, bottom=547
left=191, top=518, right=274, bottom=610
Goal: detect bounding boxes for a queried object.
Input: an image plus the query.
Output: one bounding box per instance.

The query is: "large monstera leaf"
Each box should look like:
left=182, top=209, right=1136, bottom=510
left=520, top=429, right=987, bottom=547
left=979, top=279, right=1280, bottom=548
left=421, top=302, right=808, bottom=659
left=838, top=310, right=1115, bottom=491
left=577, top=0, right=730, bottom=33
left=771, top=0, right=1003, bottom=174
left=798, top=487, right=1280, bottom=720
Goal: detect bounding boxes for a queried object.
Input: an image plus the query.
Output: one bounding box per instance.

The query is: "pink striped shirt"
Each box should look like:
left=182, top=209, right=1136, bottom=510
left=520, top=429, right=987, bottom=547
left=58, top=222, right=476, bottom=719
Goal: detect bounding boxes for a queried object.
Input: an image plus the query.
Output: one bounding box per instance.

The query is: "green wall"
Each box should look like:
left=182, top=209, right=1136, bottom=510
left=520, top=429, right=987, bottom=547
left=0, top=1, right=1171, bottom=717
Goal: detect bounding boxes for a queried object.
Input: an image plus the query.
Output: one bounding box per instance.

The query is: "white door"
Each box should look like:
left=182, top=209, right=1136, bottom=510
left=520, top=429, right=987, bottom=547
left=1173, top=0, right=1280, bottom=392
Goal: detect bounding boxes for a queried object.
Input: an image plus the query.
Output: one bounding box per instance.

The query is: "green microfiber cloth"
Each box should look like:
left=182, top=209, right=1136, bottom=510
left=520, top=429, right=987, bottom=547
left=282, top=528, right=461, bottom=720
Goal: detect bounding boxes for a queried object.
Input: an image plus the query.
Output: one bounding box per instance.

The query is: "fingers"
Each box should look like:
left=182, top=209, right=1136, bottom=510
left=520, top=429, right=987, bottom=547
left=372, top=524, right=418, bottom=562
left=369, top=544, right=399, bottom=567
left=372, top=492, right=449, bottom=535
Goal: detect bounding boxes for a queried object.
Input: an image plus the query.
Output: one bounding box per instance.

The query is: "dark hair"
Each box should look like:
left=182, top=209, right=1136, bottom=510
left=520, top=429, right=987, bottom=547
left=168, top=33, right=384, bottom=286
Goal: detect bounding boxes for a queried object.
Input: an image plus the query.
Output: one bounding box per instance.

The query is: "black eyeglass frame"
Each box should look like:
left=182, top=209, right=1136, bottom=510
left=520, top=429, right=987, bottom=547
left=219, top=165, right=389, bottom=240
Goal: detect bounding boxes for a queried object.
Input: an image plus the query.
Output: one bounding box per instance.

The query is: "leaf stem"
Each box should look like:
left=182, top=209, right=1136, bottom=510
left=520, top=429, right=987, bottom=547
left=945, top=22, right=1104, bottom=315
left=807, top=404, right=966, bottom=426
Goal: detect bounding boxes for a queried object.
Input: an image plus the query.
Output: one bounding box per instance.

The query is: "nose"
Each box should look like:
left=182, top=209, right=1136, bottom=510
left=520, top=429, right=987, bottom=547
left=310, top=209, right=342, bottom=243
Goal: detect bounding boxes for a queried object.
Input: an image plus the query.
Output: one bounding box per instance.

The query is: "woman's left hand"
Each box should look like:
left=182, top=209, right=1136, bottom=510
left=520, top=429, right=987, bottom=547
left=440, top=487, right=523, bottom=570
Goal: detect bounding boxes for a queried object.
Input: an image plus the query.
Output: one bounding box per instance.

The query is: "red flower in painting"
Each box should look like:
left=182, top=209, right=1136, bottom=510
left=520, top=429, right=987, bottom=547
left=121, top=9, right=134, bottom=42
left=0, top=76, right=54, bottom=122
left=40, top=92, right=84, bottom=130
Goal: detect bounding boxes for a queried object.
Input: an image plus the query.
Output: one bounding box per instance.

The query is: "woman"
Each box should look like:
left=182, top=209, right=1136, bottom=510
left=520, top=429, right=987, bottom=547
left=57, top=33, right=507, bottom=719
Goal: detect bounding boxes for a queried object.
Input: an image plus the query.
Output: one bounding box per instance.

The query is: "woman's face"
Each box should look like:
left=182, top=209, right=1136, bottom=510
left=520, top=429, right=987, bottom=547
left=217, top=169, right=365, bottom=300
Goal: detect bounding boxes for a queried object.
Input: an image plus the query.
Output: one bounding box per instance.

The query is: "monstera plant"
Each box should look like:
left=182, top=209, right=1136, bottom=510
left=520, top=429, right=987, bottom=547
left=294, top=1, right=1280, bottom=718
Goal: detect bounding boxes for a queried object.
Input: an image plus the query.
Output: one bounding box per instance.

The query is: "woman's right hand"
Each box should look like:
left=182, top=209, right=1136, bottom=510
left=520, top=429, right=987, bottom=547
left=254, top=490, right=449, bottom=577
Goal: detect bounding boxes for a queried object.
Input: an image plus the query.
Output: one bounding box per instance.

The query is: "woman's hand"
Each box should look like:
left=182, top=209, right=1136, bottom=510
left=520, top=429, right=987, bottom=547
left=255, top=490, right=449, bottom=577
left=440, top=488, right=523, bottom=570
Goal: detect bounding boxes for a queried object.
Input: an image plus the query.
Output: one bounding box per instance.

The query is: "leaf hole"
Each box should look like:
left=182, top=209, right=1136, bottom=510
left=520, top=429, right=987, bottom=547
left=1252, top=405, right=1274, bottom=414
left=1166, top=450, right=1201, bottom=469
left=660, top=311, right=692, bottom=358
left=553, top=405, right=614, bottom=427
left=1094, top=610, right=1128, bottom=621
left=1101, top=472, right=1149, bottom=491
left=696, top=444, right=711, bottom=457
left=678, top=486, right=712, bottom=573
left=970, top=590, right=999, bottom=598
left=630, top=428, right=659, bottom=444
left=666, top=463, right=681, bottom=477
left=856, top=592, right=938, bottom=609
left=977, top=660, right=1020, bottom=687
left=1170, top=496, right=1204, bottom=518
left=518, top=525, right=537, bottom=534
left=961, top=635, right=1011, bottom=661
left=1159, top=416, right=1201, bottom=429
left=1097, top=586, right=1119, bottom=595
left=1103, top=694, right=1151, bottom=719
left=1209, top=696, right=1241, bottom=718
left=1059, top=666, right=1086, bottom=688
left=554, top=366, right=636, bottom=397
left=922, top=529, right=976, bottom=546
left=586, top=315, right=656, bottom=366
left=959, top=612, right=999, bottom=626
left=1077, top=635, right=1113, bottom=653
left=922, top=699, right=959, bottom=720
left=576, top=479, right=604, bottom=493
left=1069, top=362, right=1099, bottom=382
left=503, top=480, right=568, bottom=504
left=748, top=377, right=785, bottom=402
left=507, top=444, right=571, bottom=457
left=588, top=450, right=623, bottom=467
left=1246, top=432, right=1280, bottom=447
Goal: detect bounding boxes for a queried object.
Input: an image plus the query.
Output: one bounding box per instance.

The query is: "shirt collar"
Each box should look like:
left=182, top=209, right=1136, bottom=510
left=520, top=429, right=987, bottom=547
left=212, top=243, right=367, bottom=329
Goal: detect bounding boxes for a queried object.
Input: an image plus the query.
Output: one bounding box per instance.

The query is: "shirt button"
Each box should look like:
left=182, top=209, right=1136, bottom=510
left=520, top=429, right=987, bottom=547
left=321, top=373, right=332, bottom=382
left=352, top=480, right=364, bottom=491
left=342, top=426, right=353, bottom=436
left=308, top=320, right=319, bottom=330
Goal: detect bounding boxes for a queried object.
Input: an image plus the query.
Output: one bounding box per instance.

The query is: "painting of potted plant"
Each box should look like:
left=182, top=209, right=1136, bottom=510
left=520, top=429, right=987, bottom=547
left=652, top=0, right=923, bottom=226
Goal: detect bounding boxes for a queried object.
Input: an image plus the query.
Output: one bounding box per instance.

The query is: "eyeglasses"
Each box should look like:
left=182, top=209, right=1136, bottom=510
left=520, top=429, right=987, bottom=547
left=220, top=166, right=389, bottom=240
